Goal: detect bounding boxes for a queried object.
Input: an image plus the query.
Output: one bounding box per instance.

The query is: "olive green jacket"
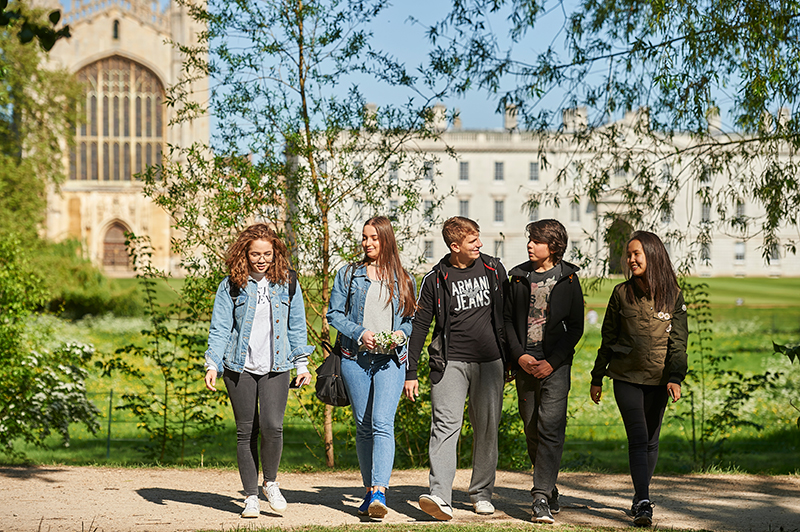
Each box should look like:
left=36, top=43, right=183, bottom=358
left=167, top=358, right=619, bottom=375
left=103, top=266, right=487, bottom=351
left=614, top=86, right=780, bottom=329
left=591, top=281, right=688, bottom=386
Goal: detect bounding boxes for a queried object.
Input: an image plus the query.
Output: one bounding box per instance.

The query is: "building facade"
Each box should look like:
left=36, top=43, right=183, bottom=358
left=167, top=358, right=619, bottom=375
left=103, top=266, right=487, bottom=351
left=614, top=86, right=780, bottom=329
left=404, top=108, right=799, bottom=277
left=43, top=0, right=208, bottom=276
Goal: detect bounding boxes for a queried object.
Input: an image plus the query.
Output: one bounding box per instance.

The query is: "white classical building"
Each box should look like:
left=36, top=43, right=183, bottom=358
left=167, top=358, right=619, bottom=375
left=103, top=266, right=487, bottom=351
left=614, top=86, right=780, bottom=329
left=42, top=0, right=208, bottom=276
left=406, top=107, right=799, bottom=277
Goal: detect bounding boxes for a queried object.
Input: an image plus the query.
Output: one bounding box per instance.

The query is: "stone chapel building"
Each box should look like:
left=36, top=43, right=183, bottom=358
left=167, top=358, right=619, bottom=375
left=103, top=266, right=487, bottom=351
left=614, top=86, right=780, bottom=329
left=43, top=0, right=208, bottom=276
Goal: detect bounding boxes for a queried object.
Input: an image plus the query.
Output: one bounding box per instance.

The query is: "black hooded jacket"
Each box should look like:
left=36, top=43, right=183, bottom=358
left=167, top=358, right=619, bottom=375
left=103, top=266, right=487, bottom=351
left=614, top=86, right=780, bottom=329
left=407, top=252, right=508, bottom=384
left=503, top=260, right=584, bottom=372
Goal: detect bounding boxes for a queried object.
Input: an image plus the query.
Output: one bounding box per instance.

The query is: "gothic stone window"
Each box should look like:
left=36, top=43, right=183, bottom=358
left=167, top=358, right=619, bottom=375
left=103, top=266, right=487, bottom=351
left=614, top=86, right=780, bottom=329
left=71, top=56, right=165, bottom=182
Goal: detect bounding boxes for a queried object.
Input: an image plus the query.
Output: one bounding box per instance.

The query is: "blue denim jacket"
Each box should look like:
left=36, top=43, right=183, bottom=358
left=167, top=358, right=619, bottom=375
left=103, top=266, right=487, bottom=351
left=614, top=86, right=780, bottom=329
left=326, top=264, right=415, bottom=364
left=205, top=276, right=314, bottom=374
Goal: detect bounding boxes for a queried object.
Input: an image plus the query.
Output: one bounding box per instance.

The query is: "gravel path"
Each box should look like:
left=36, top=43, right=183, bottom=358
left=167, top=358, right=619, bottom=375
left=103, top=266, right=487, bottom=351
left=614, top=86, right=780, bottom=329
left=2, top=466, right=799, bottom=531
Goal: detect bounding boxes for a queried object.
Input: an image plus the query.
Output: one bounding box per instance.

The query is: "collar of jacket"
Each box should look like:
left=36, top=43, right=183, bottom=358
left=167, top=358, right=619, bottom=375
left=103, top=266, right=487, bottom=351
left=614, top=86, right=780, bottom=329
left=508, top=259, right=580, bottom=283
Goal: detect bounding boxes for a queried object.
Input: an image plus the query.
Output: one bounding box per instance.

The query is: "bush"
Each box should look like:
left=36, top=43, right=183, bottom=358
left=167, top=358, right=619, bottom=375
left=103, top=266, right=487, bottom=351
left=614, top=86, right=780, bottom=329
left=31, top=239, right=143, bottom=318
left=0, top=234, right=99, bottom=457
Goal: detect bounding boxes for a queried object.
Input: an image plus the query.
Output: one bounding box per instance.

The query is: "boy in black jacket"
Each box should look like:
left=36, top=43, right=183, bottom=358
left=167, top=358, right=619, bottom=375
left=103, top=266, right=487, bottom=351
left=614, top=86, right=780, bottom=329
left=405, top=216, right=507, bottom=520
left=504, top=219, right=584, bottom=523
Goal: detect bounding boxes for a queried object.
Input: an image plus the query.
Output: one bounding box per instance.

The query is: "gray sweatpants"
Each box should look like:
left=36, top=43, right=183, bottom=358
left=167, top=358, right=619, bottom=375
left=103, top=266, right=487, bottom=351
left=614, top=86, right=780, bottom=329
left=428, top=358, right=504, bottom=505
left=516, top=363, right=571, bottom=500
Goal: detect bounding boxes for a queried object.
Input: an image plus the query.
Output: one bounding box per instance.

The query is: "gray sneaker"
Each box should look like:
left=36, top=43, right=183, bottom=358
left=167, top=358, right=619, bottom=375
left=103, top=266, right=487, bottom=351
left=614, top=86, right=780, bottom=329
left=532, top=497, right=554, bottom=524
left=418, top=494, right=453, bottom=521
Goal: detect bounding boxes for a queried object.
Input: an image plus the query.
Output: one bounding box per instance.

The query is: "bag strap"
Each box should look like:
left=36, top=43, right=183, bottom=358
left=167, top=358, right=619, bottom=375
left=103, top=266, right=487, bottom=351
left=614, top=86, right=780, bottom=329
left=331, top=264, right=356, bottom=351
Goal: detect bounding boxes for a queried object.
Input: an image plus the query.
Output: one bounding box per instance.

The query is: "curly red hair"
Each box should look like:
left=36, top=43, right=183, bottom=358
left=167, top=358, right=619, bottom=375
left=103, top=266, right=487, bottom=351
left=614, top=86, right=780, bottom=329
left=225, top=224, right=291, bottom=289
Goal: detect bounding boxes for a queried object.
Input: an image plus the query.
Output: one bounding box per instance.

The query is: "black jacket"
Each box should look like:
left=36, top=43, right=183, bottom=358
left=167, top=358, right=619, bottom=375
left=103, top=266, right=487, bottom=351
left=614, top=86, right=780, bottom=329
left=407, top=253, right=508, bottom=384
left=503, top=260, right=584, bottom=372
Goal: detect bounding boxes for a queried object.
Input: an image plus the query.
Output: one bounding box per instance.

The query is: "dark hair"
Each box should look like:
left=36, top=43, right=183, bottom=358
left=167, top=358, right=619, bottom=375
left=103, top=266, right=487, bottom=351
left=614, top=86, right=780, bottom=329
left=624, top=230, right=679, bottom=312
left=526, top=219, right=568, bottom=264
left=360, top=216, right=416, bottom=317
left=225, top=224, right=292, bottom=289
left=442, top=216, right=480, bottom=248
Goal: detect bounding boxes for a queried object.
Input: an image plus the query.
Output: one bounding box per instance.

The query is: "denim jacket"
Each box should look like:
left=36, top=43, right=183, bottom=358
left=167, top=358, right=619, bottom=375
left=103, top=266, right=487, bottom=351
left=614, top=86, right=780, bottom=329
left=205, top=276, right=314, bottom=374
left=326, top=264, right=415, bottom=364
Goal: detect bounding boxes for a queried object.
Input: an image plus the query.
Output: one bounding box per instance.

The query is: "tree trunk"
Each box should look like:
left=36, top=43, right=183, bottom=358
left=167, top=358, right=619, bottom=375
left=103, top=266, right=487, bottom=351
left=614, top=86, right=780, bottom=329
left=324, top=404, right=334, bottom=467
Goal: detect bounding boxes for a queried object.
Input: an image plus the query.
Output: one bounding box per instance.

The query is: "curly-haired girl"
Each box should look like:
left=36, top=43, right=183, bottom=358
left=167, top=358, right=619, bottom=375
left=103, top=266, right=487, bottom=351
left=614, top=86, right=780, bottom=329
left=204, top=223, right=313, bottom=518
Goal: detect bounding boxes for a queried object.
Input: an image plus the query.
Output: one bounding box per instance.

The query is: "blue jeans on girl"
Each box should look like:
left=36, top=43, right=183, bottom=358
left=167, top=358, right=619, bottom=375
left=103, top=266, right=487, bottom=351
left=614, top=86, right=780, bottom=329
left=340, top=352, right=405, bottom=488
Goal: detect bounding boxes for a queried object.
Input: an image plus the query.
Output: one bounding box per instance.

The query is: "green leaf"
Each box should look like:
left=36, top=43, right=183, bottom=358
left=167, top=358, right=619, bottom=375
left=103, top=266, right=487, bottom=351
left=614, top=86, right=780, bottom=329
left=48, top=10, right=60, bottom=25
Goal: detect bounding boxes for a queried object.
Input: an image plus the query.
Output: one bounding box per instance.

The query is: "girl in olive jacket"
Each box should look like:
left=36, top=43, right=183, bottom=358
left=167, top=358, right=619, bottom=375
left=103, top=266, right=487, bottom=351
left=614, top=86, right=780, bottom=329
left=590, top=231, right=688, bottom=528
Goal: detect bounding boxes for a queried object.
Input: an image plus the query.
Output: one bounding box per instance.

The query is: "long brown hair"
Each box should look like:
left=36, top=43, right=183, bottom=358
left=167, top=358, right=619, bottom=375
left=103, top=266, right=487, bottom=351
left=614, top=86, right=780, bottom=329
left=225, top=224, right=292, bottom=289
left=624, top=230, right=680, bottom=312
left=360, top=216, right=416, bottom=317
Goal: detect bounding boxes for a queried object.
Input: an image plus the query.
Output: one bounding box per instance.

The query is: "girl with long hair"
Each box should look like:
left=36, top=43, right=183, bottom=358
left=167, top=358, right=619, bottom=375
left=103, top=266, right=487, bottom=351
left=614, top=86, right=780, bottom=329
left=326, top=216, right=416, bottom=518
left=205, top=223, right=313, bottom=518
left=589, top=231, right=688, bottom=527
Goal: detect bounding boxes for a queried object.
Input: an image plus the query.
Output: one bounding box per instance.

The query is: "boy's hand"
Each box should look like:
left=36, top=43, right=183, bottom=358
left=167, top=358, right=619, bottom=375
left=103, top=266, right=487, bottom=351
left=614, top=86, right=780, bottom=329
left=530, top=358, right=553, bottom=379
left=520, top=354, right=553, bottom=378
left=403, top=379, right=419, bottom=401
left=590, top=385, right=602, bottom=404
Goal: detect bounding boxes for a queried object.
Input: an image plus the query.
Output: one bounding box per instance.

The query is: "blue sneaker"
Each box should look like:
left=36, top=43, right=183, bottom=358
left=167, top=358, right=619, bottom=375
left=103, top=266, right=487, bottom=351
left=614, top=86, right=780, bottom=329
left=368, top=490, right=388, bottom=518
left=358, top=491, right=372, bottom=515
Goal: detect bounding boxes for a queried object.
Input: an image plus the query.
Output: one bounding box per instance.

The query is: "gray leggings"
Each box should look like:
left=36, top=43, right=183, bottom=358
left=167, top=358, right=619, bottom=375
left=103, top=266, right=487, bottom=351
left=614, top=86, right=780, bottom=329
left=223, top=369, right=290, bottom=496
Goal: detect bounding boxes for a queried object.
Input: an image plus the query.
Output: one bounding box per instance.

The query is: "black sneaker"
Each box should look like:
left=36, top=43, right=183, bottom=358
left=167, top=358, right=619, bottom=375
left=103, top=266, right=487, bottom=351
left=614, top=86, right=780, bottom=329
left=633, top=499, right=653, bottom=527
left=548, top=486, right=560, bottom=515
left=532, top=497, right=554, bottom=524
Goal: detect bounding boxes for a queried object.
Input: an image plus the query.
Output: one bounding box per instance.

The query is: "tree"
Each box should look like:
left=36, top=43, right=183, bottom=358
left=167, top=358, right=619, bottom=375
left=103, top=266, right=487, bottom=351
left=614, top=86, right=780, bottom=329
left=0, top=0, right=70, bottom=53
left=0, top=6, right=81, bottom=239
left=146, top=0, right=450, bottom=466
left=428, top=0, right=800, bottom=270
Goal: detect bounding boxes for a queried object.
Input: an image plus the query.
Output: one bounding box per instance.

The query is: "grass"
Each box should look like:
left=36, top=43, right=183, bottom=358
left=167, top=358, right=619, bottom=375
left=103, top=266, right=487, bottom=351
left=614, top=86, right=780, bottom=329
left=5, top=277, right=800, bottom=474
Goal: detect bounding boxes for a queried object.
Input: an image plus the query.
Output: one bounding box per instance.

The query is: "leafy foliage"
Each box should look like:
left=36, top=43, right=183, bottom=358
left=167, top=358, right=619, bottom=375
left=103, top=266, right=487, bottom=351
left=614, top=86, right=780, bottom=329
left=773, top=341, right=800, bottom=429
left=676, top=281, right=780, bottom=467
left=0, top=7, right=81, bottom=239
left=0, top=234, right=99, bottom=457
left=0, top=1, right=70, bottom=52
left=428, top=0, right=799, bottom=268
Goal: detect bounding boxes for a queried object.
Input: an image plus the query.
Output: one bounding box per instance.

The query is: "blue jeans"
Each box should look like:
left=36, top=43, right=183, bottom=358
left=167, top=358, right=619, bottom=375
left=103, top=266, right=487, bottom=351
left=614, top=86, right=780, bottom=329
left=340, top=352, right=405, bottom=488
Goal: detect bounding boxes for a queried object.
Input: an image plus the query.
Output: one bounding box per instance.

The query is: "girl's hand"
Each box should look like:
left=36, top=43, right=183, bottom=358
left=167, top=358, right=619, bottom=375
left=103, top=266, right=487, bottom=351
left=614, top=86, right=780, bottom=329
left=403, top=379, right=419, bottom=402
left=590, top=384, right=602, bottom=404
left=390, top=331, right=406, bottom=349
left=294, top=372, right=312, bottom=387
left=361, top=330, right=376, bottom=350
left=667, top=382, right=681, bottom=403
left=205, top=369, right=218, bottom=392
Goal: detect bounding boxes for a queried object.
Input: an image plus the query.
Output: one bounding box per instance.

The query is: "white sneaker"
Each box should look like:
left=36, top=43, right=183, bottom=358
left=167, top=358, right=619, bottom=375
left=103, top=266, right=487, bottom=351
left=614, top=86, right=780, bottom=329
left=419, top=494, right=453, bottom=521
left=241, top=495, right=260, bottom=518
left=262, top=481, right=288, bottom=514
left=473, top=500, right=495, bottom=515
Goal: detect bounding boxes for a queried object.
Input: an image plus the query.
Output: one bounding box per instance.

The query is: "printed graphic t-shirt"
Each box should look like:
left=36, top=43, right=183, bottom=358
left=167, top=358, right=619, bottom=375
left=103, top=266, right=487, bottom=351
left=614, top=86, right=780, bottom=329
left=245, top=276, right=273, bottom=374
left=525, top=262, right=562, bottom=359
left=445, top=260, right=501, bottom=363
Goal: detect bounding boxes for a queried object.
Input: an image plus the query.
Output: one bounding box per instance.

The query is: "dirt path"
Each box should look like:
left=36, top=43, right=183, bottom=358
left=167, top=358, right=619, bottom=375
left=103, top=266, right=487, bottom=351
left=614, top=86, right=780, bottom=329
left=1, top=466, right=799, bottom=531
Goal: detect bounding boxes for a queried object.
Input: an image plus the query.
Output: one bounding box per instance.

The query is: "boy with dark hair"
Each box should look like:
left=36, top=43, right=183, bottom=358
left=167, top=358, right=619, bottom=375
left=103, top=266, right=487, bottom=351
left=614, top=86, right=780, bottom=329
left=503, top=219, right=584, bottom=523
left=404, top=216, right=508, bottom=520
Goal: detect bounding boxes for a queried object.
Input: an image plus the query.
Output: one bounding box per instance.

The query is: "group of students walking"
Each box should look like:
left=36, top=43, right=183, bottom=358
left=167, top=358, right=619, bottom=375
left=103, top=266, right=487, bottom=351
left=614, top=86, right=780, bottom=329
left=204, top=215, right=689, bottom=527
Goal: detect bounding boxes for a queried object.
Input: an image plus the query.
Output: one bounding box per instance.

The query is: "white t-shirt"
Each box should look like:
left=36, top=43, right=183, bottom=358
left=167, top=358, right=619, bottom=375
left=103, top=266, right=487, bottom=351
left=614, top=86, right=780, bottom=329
left=245, top=276, right=273, bottom=375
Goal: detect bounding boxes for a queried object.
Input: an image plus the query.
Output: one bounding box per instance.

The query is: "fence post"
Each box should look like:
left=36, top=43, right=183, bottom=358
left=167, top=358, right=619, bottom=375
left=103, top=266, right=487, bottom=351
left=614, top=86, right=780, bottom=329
left=106, top=389, right=113, bottom=459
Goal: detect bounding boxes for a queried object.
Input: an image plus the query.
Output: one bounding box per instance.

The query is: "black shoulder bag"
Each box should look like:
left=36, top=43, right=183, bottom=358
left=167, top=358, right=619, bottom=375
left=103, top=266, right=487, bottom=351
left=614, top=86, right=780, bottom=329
left=315, top=266, right=353, bottom=407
